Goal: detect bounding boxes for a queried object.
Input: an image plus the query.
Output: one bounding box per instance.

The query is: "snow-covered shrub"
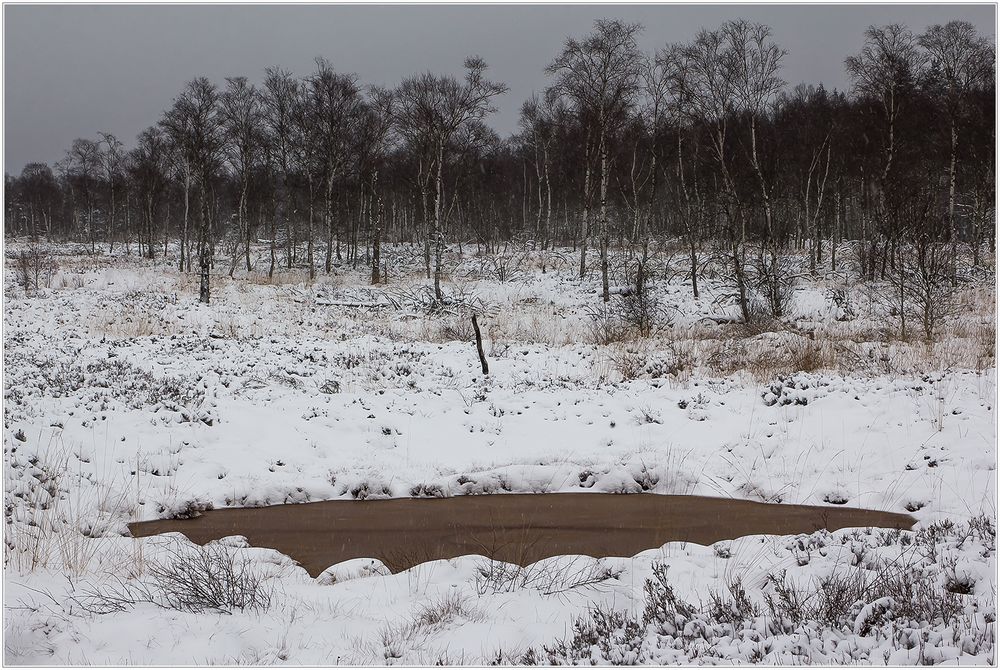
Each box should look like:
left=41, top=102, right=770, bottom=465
left=73, top=541, right=273, bottom=615
left=751, top=252, right=799, bottom=319
left=827, top=286, right=857, bottom=322
left=475, top=556, right=618, bottom=596
left=13, top=246, right=59, bottom=294
left=468, top=247, right=531, bottom=284
left=618, top=261, right=669, bottom=337
left=708, top=578, right=761, bottom=624
left=316, top=558, right=390, bottom=585
left=642, top=562, right=696, bottom=632
left=409, top=483, right=446, bottom=498
left=584, top=302, right=629, bottom=345
left=765, top=553, right=964, bottom=631
left=584, top=269, right=669, bottom=346
left=531, top=517, right=995, bottom=665
left=345, top=479, right=393, bottom=500
left=540, top=605, right=645, bottom=665
left=440, top=311, right=477, bottom=342
left=607, top=345, right=647, bottom=381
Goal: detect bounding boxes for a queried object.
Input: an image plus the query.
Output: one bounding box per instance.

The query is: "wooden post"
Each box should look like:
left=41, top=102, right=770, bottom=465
left=472, top=314, right=489, bottom=375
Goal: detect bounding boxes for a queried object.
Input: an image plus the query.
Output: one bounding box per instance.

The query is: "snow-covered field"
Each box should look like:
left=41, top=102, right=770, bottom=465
left=4, top=242, right=996, bottom=665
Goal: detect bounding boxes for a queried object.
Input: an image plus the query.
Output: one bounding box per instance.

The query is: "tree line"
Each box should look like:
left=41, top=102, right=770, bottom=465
left=5, top=18, right=994, bottom=315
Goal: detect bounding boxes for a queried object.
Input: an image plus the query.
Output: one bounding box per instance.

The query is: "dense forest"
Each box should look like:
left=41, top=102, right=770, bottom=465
left=4, top=18, right=995, bottom=317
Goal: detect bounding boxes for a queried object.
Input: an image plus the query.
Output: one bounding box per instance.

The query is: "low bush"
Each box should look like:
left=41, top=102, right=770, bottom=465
left=73, top=541, right=273, bottom=615
left=14, top=247, right=59, bottom=294
left=475, top=556, right=619, bottom=596
left=530, top=516, right=995, bottom=665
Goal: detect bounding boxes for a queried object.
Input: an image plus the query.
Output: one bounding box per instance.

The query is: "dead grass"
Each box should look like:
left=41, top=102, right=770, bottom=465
left=7, top=240, right=995, bottom=380
left=89, top=311, right=159, bottom=338
left=413, top=591, right=485, bottom=627
left=241, top=270, right=316, bottom=286
left=474, top=554, right=620, bottom=596
left=4, top=437, right=144, bottom=577
left=210, top=312, right=266, bottom=340
left=50, top=272, right=86, bottom=290
left=375, top=590, right=485, bottom=662
left=641, top=322, right=988, bottom=382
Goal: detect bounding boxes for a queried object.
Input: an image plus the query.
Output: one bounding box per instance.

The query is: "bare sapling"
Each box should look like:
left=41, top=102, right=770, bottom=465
left=472, top=313, right=489, bottom=375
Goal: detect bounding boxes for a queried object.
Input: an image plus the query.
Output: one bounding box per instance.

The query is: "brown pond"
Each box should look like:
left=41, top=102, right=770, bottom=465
left=128, top=494, right=915, bottom=577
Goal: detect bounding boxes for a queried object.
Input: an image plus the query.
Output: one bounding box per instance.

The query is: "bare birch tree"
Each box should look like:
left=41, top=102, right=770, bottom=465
left=306, top=58, right=363, bottom=278
left=97, top=132, right=124, bottom=253
left=394, top=57, right=507, bottom=301
left=261, top=67, right=300, bottom=278
left=845, top=24, right=925, bottom=279
left=160, top=77, right=224, bottom=303
left=919, top=21, right=994, bottom=284
left=220, top=76, right=265, bottom=276
left=546, top=19, right=644, bottom=300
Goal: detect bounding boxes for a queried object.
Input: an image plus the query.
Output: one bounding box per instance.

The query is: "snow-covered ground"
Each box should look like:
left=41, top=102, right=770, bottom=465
left=4, top=242, right=996, bottom=664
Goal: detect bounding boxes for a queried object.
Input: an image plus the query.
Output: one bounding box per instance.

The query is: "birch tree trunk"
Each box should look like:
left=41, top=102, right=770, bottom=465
left=813, top=143, right=831, bottom=270
left=244, top=181, right=252, bottom=273
left=371, top=172, right=381, bottom=285
left=147, top=194, right=155, bottom=261
left=832, top=187, right=840, bottom=272
left=164, top=199, right=170, bottom=258
left=579, top=137, right=592, bottom=279
left=180, top=166, right=190, bottom=272
left=108, top=181, right=116, bottom=254
left=677, top=131, right=699, bottom=299
left=307, top=175, right=315, bottom=280
left=544, top=145, right=552, bottom=254
left=599, top=131, right=610, bottom=303
left=948, top=119, right=958, bottom=286
left=198, top=177, right=211, bottom=304
left=228, top=186, right=247, bottom=278
left=416, top=158, right=431, bottom=280
left=433, top=141, right=445, bottom=301
left=325, top=173, right=336, bottom=273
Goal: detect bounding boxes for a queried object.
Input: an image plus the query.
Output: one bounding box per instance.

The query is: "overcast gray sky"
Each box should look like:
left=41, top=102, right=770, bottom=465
left=4, top=4, right=995, bottom=174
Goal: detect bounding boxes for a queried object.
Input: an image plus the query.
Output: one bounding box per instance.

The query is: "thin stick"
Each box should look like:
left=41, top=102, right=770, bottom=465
left=472, top=314, right=489, bottom=375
